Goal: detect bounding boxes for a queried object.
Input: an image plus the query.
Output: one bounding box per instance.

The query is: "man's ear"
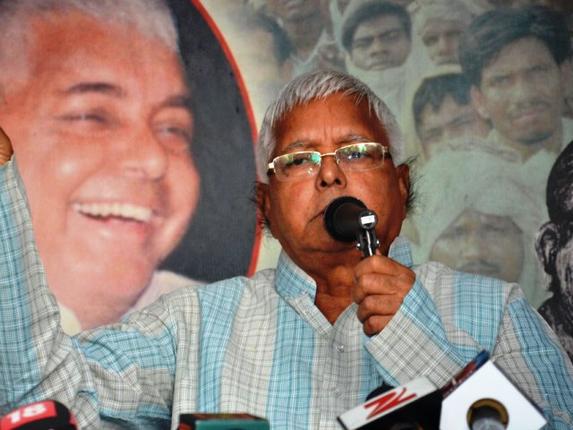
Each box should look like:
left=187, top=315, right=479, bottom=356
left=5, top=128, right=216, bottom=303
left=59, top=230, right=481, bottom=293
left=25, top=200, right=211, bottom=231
left=535, top=221, right=560, bottom=274
left=470, top=85, right=490, bottom=121
left=255, top=181, right=273, bottom=232
left=396, top=163, right=410, bottom=217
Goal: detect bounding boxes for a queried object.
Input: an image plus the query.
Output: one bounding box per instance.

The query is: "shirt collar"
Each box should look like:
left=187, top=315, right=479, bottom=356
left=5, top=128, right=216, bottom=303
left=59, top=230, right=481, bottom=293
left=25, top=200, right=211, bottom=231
left=274, top=236, right=414, bottom=301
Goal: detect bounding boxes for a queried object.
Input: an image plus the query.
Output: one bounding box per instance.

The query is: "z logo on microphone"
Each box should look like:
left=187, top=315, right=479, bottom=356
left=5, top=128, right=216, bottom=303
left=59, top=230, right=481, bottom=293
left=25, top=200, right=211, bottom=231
left=364, top=388, right=417, bottom=419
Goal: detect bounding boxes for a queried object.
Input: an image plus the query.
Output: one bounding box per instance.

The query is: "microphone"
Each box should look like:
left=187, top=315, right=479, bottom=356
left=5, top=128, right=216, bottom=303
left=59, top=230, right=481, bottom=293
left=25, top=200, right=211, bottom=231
left=0, top=400, right=77, bottom=430
left=440, top=357, right=547, bottom=430
left=324, top=196, right=379, bottom=257
left=337, top=377, right=442, bottom=429
left=178, top=413, right=269, bottom=429
left=338, top=351, right=547, bottom=430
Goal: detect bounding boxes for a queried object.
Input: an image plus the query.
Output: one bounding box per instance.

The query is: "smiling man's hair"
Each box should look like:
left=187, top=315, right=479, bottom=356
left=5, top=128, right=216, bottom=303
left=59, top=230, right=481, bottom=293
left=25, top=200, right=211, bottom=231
left=0, top=0, right=180, bottom=96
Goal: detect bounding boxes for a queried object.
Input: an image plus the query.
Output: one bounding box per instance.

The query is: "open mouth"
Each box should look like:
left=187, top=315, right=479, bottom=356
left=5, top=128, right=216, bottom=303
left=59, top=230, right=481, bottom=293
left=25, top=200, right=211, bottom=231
left=72, top=202, right=153, bottom=223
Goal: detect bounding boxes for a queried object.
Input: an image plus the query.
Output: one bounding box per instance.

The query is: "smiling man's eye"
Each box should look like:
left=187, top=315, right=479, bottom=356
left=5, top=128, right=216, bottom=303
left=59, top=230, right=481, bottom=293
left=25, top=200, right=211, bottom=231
left=154, top=122, right=193, bottom=154
left=158, top=125, right=191, bottom=140
left=62, top=112, right=108, bottom=123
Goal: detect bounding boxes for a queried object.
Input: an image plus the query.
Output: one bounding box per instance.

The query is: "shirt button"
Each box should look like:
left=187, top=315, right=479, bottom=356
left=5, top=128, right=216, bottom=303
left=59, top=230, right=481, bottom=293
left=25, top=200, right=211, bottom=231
left=336, top=344, right=345, bottom=353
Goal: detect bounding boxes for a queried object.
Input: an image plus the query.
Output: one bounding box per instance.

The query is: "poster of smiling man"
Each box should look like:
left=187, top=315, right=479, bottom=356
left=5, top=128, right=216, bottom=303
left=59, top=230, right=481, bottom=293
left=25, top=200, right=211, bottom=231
left=0, top=0, right=257, bottom=333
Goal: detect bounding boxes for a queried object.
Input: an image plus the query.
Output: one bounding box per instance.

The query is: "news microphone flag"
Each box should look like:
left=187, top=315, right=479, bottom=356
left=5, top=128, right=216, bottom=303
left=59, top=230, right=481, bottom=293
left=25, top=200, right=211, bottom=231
left=338, top=350, right=547, bottom=430
left=178, top=413, right=269, bottom=429
left=337, top=377, right=442, bottom=429
left=0, top=400, right=77, bottom=430
left=440, top=360, right=547, bottom=430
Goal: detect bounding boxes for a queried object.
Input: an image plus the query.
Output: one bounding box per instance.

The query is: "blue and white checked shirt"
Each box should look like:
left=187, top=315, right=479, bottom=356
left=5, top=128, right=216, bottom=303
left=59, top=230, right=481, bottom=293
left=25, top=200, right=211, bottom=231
left=0, top=159, right=572, bottom=429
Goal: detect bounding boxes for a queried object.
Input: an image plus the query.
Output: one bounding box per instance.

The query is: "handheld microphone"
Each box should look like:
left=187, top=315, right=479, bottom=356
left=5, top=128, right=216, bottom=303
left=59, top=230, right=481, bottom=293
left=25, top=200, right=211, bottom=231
left=324, top=196, right=379, bottom=257
left=178, top=413, right=269, bottom=429
left=0, top=400, right=77, bottom=430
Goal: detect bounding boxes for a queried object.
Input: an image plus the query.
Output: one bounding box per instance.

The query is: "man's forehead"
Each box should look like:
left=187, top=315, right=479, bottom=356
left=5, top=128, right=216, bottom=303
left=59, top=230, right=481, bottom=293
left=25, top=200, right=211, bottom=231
left=355, top=14, right=402, bottom=36
left=274, top=96, right=387, bottom=148
left=26, top=13, right=185, bottom=78
left=483, top=37, right=554, bottom=75
left=278, top=95, right=374, bottom=126
left=422, top=18, right=463, bottom=35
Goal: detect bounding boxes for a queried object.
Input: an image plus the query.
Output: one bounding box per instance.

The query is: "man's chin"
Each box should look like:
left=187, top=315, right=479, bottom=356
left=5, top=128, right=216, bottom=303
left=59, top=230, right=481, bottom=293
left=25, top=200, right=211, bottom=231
left=368, top=63, right=393, bottom=71
left=516, top=129, right=554, bottom=147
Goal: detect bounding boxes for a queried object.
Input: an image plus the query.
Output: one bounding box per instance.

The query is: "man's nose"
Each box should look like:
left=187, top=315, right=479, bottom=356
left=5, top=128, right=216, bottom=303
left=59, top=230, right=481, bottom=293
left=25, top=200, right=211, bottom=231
left=117, top=129, right=169, bottom=180
left=316, top=155, right=347, bottom=189
left=459, top=230, right=484, bottom=259
left=369, top=36, right=387, bottom=54
left=511, top=74, right=538, bottom=101
left=437, top=36, right=451, bottom=54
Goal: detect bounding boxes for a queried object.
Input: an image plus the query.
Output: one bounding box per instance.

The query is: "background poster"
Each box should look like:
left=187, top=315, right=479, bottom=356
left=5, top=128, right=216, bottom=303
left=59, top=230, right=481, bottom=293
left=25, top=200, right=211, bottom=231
left=1, top=0, right=571, bottom=360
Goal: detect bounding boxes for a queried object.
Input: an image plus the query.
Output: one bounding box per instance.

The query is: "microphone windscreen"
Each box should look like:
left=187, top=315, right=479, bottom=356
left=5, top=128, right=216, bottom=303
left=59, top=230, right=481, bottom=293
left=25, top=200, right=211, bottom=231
left=324, top=196, right=367, bottom=242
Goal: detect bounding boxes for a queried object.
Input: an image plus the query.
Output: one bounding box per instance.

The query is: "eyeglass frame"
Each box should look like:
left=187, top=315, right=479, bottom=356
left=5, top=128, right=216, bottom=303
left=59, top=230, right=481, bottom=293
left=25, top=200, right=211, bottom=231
left=266, top=141, right=392, bottom=181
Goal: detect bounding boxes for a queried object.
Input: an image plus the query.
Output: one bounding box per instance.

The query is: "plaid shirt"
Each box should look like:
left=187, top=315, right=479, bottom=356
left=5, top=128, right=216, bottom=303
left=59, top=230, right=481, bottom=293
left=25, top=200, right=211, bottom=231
left=1, top=159, right=572, bottom=429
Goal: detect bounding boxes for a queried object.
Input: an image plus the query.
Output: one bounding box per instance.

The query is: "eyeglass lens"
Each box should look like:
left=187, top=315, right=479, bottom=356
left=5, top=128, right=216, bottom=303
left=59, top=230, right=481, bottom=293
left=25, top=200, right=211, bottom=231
left=274, top=142, right=386, bottom=180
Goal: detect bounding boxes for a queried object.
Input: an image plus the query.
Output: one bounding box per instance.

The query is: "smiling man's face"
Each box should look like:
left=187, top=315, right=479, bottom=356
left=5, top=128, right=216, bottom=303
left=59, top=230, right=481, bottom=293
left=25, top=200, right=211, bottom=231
left=0, top=12, right=199, bottom=323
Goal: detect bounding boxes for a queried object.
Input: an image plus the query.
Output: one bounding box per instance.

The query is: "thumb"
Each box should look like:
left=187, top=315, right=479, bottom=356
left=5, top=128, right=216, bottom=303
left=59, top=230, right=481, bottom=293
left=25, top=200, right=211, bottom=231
left=0, top=127, right=14, bottom=165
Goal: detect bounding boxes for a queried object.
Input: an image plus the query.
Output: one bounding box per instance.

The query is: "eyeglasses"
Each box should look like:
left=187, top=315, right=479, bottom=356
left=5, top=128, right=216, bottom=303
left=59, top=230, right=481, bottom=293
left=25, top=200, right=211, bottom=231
left=267, top=142, right=391, bottom=182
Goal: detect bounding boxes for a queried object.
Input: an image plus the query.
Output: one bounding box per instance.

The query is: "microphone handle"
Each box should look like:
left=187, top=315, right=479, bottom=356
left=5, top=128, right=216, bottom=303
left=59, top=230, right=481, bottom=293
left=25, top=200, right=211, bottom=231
left=356, top=209, right=379, bottom=258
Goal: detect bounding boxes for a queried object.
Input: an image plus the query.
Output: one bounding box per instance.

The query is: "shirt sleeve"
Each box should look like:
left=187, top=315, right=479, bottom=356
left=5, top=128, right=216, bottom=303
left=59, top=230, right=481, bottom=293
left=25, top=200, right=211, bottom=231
left=363, top=266, right=573, bottom=429
left=364, top=278, right=470, bottom=386
left=0, top=158, right=193, bottom=428
left=491, top=286, right=573, bottom=429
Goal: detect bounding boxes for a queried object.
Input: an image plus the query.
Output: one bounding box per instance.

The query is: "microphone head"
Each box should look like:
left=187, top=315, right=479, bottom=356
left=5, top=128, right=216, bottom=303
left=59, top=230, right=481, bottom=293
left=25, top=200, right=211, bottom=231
left=178, top=413, right=269, bottom=429
left=324, top=196, right=368, bottom=242
left=0, top=400, right=77, bottom=430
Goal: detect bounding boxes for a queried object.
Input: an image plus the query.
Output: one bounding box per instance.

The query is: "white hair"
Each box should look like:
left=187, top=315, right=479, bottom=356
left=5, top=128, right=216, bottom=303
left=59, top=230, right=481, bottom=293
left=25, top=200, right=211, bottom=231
left=256, top=70, right=405, bottom=183
left=413, top=0, right=473, bottom=36
left=0, top=0, right=180, bottom=90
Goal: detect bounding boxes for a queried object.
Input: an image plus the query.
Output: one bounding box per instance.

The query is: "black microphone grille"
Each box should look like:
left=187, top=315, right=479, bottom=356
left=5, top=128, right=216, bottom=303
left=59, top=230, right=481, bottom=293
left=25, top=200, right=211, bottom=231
left=324, top=196, right=367, bottom=243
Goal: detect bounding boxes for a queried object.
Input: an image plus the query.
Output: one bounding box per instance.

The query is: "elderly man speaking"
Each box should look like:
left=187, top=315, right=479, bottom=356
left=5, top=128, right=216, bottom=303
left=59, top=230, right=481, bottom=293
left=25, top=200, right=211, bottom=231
left=0, top=71, right=572, bottom=429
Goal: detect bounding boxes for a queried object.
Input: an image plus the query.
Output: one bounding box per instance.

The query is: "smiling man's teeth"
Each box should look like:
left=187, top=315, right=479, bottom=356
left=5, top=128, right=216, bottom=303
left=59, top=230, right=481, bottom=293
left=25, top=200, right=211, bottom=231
left=73, top=202, right=152, bottom=222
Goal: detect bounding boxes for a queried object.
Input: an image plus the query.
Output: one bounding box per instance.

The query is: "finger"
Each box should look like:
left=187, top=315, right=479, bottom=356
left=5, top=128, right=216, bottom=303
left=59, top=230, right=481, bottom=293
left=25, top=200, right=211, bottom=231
left=363, top=315, right=393, bottom=336
left=352, top=272, right=402, bottom=304
left=353, top=270, right=415, bottom=304
left=356, top=294, right=403, bottom=322
left=354, top=254, right=406, bottom=279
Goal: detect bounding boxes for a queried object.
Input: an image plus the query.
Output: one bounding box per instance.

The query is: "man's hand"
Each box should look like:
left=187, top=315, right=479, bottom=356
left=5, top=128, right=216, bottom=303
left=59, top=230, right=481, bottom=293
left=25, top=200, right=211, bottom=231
left=0, top=127, right=13, bottom=165
left=353, top=255, right=416, bottom=336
